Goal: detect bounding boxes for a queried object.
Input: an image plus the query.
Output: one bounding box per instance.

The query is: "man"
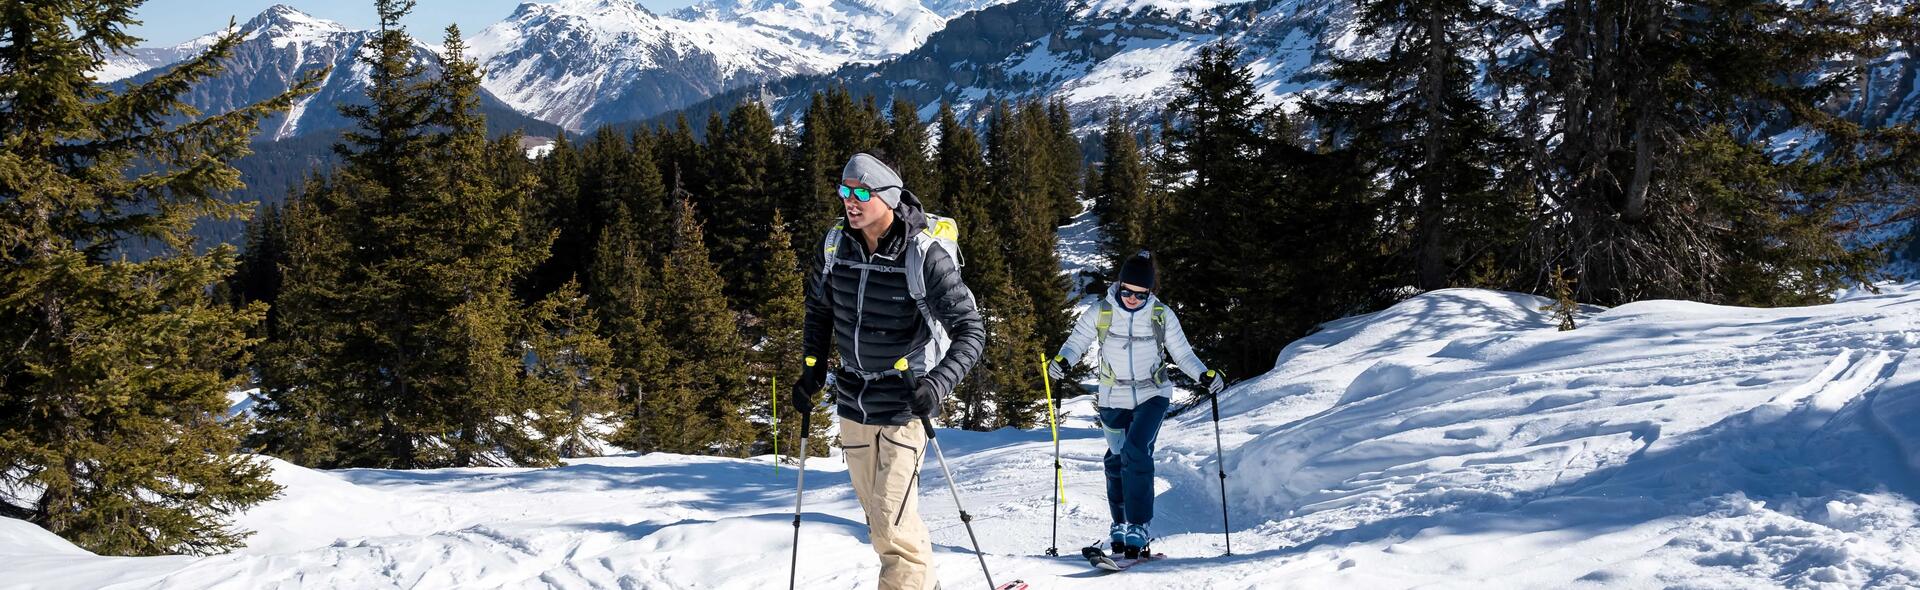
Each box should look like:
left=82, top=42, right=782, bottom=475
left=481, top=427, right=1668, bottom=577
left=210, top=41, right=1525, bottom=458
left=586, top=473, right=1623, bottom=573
left=792, top=153, right=986, bottom=590
left=1048, top=250, right=1226, bottom=559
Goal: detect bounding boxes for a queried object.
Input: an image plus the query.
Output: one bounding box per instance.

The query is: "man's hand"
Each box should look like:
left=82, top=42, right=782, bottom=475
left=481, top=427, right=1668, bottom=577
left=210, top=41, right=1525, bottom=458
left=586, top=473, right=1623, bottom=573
left=1047, top=355, right=1067, bottom=381
left=910, top=381, right=939, bottom=417
left=792, top=356, right=827, bottom=414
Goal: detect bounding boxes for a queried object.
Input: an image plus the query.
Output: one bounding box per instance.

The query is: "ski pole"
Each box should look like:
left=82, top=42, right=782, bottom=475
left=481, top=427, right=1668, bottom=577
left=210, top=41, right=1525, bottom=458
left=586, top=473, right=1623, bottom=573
left=1040, top=353, right=1062, bottom=557
left=1207, top=376, right=1231, bottom=556
left=900, top=358, right=996, bottom=590
left=772, top=375, right=778, bottom=475
left=788, top=359, right=816, bottom=590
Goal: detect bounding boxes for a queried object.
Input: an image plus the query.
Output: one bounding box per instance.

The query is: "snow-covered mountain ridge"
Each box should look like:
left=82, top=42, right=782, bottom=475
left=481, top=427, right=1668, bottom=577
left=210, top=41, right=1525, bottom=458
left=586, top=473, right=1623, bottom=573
left=106, top=5, right=555, bottom=141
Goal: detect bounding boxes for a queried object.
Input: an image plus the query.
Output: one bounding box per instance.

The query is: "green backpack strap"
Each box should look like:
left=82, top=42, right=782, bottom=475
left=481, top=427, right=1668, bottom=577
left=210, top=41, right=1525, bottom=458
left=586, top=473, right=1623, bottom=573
left=1096, top=300, right=1115, bottom=387
left=1095, top=300, right=1113, bottom=337
left=1152, top=304, right=1167, bottom=348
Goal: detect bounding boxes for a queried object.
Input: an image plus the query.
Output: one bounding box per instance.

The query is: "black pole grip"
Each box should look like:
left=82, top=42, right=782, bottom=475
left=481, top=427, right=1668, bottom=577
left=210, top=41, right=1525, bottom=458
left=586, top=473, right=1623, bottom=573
left=921, top=415, right=938, bottom=439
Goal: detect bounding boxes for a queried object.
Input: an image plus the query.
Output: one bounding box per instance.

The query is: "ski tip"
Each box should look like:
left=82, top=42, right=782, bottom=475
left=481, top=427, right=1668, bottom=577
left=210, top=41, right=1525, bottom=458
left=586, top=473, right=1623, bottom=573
left=993, top=581, right=1030, bottom=590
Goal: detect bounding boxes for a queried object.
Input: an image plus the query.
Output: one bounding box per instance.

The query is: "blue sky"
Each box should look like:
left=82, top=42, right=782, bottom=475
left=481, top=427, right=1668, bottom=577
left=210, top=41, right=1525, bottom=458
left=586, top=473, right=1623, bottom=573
left=129, top=0, right=701, bottom=46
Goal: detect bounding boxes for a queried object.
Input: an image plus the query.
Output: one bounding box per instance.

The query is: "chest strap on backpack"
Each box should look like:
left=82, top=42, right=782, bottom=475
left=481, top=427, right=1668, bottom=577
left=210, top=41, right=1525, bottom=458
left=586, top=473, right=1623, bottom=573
left=842, top=364, right=907, bottom=382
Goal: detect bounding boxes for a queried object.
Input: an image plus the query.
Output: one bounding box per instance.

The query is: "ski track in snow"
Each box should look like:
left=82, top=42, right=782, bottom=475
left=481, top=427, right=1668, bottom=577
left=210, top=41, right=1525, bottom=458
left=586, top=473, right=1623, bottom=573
left=8, top=282, right=1920, bottom=588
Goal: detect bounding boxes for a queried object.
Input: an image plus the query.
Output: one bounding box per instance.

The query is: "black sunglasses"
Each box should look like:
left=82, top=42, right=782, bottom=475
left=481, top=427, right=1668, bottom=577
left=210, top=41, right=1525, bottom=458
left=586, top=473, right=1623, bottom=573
left=1119, top=286, right=1151, bottom=299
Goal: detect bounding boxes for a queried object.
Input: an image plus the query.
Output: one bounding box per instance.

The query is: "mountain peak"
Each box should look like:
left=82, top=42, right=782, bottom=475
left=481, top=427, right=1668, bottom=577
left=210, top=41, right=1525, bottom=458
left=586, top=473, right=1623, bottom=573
left=241, top=4, right=348, bottom=37
left=539, top=0, right=658, bottom=18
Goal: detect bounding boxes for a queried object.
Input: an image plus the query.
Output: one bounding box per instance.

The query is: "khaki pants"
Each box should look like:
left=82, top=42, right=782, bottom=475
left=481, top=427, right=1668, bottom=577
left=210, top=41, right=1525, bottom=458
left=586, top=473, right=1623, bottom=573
left=841, top=418, right=937, bottom=590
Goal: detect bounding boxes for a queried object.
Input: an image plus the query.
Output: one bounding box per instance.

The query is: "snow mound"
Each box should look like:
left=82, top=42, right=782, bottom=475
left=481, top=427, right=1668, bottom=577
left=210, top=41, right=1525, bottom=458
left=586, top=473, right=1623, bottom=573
left=0, top=516, right=89, bottom=557
left=227, top=456, right=462, bottom=555
left=1221, top=287, right=1920, bottom=588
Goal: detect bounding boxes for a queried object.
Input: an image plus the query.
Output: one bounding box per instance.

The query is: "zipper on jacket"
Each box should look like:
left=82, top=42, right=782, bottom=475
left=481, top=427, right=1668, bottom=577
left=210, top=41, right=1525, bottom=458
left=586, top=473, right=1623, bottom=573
left=1127, top=308, right=1139, bottom=407
left=854, top=267, right=870, bottom=370
left=857, top=376, right=871, bottom=424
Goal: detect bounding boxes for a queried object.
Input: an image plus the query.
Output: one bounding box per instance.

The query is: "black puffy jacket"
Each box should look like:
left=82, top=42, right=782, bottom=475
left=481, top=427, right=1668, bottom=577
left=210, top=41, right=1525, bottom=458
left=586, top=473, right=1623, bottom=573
left=801, top=196, right=985, bottom=426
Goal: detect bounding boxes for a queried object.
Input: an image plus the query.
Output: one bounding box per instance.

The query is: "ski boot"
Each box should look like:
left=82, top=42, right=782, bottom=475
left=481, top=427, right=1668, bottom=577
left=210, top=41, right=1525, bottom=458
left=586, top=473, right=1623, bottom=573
left=1123, top=523, right=1151, bottom=560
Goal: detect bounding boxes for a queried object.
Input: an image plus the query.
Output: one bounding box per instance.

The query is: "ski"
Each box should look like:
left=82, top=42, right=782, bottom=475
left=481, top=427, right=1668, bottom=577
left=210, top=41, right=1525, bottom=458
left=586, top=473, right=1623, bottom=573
left=1082, top=544, right=1164, bottom=572
left=993, top=581, right=1031, bottom=590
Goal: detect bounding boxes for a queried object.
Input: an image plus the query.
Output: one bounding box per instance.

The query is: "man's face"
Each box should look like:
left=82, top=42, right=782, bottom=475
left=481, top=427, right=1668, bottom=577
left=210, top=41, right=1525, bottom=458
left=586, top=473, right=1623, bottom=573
left=841, top=178, right=892, bottom=231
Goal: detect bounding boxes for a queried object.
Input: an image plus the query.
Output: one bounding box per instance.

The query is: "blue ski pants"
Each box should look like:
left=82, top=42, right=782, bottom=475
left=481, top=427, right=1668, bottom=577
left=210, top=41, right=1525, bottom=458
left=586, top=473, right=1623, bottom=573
left=1098, top=395, right=1168, bottom=525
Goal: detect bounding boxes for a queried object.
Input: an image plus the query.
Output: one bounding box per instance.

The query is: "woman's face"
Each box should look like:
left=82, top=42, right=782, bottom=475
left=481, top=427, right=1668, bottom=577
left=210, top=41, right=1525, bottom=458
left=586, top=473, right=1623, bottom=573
left=1117, top=281, right=1149, bottom=311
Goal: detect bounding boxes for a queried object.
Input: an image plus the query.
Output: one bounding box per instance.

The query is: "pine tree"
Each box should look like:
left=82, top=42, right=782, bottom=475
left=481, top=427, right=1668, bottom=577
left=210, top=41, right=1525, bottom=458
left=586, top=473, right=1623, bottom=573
left=883, top=97, right=936, bottom=211
left=576, top=125, right=668, bottom=286
left=252, top=178, right=351, bottom=467
left=935, top=103, right=1001, bottom=428
left=432, top=24, right=554, bottom=468
left=590, top=216, right=675, bottom=451
left=233, top=202, right=289, bottom=337
left=705, top=99, right=781, bottom=306
left=0, top=1, right=320, bottom=555
left=756, top=210, right=833, bottom=455
left=651, top=197, right=752, bottom=454
left=984, top=278, right=1045, bottom=430
left=655, top=115, right=705, bottom=202
left=264, top=0, right=448, bottom=469
left=1158, top=43, right=1269, bottom=376
left=986, top=100, right=1072, bottom=353
left=257, top=11, right=557, bottom=469
left=785, top=95, right=842, bottom=253
left=1044, top=98, right=1084, bottom=225
left=1159, top=41, right=1390, bottom=378
left=526, top=280, right=617, bottom=459
left=1498, top=0, right=1905, bottom=305
left=1542, top=267, right=1579, bottom=331
left=526, top=132, right=583, bottom=299
left=1095, top=114, right=1152, bottom=269
left=825, top=88, right=886, bottom=157
left=1313, top=0, right=1518, bottom=292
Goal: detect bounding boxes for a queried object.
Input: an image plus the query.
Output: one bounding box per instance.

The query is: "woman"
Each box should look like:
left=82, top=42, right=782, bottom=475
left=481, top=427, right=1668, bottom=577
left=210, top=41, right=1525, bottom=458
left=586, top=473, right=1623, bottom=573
left=1048, top=250, right=1226, bottom=558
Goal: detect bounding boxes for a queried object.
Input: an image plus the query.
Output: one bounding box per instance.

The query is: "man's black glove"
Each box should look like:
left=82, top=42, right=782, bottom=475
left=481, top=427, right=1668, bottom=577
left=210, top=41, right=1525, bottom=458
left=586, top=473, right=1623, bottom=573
left=792, top=356, right=827, bottom=415
left=909, top=381, right=939, bottom=417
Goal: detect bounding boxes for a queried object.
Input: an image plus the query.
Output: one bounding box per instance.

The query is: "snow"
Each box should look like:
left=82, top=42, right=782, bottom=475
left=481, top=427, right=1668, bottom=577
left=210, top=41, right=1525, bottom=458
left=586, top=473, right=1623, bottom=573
left=524, top=140, right=558, bottom=159
left=89, top=54, right=162, bottom=82
left=226, top=388, right=258, bottom=418
left=8, top=281, right=1920, bottom=586
left=471, top=0, right=967, bottom=130
left=1060, top=39, right=1210, bottom=105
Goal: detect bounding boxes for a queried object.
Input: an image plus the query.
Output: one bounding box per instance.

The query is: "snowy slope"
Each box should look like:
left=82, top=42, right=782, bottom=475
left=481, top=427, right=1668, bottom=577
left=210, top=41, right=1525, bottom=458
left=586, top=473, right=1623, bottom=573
left=8, top=284, right=1919, bottom=589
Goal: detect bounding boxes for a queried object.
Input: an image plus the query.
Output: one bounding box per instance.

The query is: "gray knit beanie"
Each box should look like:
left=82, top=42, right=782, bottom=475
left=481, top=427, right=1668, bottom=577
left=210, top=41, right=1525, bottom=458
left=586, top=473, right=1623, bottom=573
left=841, top=153, right=905, bottom=209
